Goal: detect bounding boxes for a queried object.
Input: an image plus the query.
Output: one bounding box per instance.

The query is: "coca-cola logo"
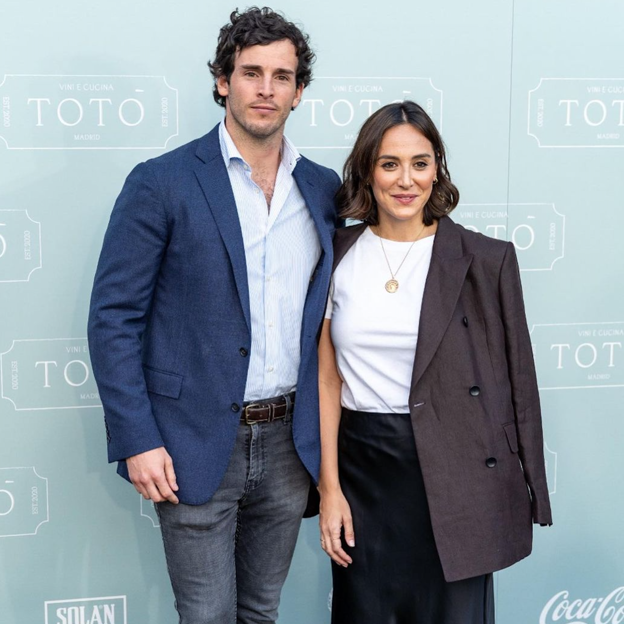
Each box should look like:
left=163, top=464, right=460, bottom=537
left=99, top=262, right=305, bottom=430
left=540, top=587, right=624, bottom=624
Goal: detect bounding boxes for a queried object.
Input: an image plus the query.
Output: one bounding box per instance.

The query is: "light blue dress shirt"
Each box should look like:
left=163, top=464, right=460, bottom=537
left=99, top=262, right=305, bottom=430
left=219, top=121, right=321, bottom=401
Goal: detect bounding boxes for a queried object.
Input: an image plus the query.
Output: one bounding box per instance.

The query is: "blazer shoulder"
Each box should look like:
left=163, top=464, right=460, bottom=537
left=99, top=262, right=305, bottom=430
left=450, top=218, right=511, bottom=263
left=142, top=136, right=204, bottom=171
left=297, top=155, right=341, bottom=188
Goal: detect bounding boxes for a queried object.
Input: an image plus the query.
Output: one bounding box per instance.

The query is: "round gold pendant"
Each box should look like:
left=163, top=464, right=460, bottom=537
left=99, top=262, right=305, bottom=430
left=385, top=279, right=399, bottom=293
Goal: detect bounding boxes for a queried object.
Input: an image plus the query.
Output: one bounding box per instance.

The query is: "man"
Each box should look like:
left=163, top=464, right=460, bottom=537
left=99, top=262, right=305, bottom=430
left=88, top=8, right=340, bottom=623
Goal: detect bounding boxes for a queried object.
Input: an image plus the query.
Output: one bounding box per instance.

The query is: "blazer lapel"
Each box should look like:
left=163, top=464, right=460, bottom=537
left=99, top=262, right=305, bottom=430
left=194, top=126, right=251, bottom=332
left=410, top=217, right=473, bottom=390
left=293, top=159, right=333, bottom=263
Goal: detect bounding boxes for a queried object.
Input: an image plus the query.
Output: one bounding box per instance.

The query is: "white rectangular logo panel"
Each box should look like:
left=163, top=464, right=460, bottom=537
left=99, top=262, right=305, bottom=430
left=0, top=74, right=178, bottom=149
left=287, top=77, right=443, bottom=148
left=1, top=338, right=101, bottom=410
left=528, top=78, right=624, bottom=147
left=0, top=209, right=42, bottom=282
left=0, top=467, right=49, bottom=537
left=44, top=596, right=127, bottom=624
left=531, top=322, right=624, bottom=389
left=454, top=203, right=565, bottom=271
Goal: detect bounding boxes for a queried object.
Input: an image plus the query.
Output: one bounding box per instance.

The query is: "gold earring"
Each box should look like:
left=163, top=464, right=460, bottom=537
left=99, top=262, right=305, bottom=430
left=433, top=177, right=438, bottom=184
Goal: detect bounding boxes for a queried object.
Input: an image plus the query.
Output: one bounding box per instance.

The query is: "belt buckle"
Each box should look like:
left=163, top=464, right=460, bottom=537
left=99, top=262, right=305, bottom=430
left=243, top=403, right=272, bottom=424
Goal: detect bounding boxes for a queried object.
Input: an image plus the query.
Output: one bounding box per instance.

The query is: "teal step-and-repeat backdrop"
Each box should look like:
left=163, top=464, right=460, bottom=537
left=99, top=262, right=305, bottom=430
left=1, top=1, right=623, bottom=622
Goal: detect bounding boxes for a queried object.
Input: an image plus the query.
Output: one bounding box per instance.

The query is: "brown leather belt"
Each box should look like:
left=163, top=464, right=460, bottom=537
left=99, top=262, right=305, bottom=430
left=241, top=391, right=295, bottom=425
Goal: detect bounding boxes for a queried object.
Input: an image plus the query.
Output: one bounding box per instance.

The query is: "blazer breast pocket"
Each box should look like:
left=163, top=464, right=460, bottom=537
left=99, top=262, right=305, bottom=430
left=143, top=365, right=183, bottom=399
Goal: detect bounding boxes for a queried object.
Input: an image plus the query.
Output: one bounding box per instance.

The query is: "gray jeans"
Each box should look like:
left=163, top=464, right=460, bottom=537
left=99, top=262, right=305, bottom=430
left=157, top=416, right=311, bottom=624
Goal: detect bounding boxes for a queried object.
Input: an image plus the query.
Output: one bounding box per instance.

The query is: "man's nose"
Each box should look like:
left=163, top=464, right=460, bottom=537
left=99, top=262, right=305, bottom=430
left=257, top=75, right=274, bottom=98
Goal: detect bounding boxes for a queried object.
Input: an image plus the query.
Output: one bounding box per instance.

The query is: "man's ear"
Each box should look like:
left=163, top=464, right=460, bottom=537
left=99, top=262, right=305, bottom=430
left=292, top=83, right=304, bottom=110
left=217, top=75, right=229, bottom=98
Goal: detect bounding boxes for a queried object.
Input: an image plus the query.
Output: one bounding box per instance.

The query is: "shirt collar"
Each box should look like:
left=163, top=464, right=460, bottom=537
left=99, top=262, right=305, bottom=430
left=218, top=118, right=301, bottom=174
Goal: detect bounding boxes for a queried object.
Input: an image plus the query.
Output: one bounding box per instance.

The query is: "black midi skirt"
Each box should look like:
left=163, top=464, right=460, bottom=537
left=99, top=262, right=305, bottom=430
left=331, top=409, right=494, bottom=624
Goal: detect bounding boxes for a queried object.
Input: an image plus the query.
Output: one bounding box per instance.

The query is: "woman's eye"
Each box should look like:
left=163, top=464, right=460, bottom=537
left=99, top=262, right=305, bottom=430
left=415, top=161, right=428, bottom=169
left=381, top=162, right=396, bottom=169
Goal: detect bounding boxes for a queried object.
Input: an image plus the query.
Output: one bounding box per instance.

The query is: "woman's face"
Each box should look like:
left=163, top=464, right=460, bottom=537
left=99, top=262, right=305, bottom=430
left=370, top=124, right=437, bottom=230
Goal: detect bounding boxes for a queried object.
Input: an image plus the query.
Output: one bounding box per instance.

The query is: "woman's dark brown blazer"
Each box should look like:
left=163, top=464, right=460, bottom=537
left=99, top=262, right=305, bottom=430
left=331, top=216, right=553, bottom=582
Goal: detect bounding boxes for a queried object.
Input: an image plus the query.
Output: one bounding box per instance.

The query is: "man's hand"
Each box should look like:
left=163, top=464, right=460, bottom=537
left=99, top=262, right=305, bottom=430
left=127, top=447, right=179, bottom=504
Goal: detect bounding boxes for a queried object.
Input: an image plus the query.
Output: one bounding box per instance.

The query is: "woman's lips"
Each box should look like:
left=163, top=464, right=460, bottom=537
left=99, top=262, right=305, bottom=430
left=392, top=194, right=418, bottom=204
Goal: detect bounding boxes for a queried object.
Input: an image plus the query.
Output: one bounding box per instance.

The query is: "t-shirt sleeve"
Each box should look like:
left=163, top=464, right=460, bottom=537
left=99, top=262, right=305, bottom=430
left=324, top=278, right=334, bottom=319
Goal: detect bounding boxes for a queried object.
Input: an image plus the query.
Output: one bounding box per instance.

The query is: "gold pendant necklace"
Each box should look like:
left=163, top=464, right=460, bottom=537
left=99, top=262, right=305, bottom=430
left=378, top=222, right=427, bottom=293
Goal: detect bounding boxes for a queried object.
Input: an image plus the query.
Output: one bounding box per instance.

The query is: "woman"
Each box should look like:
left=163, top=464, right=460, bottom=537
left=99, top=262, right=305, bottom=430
left=318, top=101, right=552, bottom=623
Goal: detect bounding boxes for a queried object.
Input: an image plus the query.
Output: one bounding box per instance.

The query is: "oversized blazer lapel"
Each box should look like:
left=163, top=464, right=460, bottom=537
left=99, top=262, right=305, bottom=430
left=193, top=125, right=251, bottom=332
left=410, top=216, right=473, bottom=392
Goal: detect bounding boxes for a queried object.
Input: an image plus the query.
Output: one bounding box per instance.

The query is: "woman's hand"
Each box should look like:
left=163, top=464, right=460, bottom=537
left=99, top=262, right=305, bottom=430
left=319, top=487, right=355, bottom=567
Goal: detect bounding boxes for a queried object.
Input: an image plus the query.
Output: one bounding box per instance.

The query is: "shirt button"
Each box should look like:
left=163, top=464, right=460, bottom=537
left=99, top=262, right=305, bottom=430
left=486, top=457, right=497, bottom=468
left=231, top=403, right=240, bottom=413
left=463, top=316, right=469, bottom=327
left=268, top=366, right=274, bottom=373
left=239, top=348, right=248, bottom=357
left=469, top=385, right=481, bottom=397
left=268, top=321, right=274, bottom=328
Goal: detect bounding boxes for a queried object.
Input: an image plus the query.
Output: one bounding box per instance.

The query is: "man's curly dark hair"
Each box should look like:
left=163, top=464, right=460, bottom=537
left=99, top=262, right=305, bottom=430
left=208, top=7, right=316, bottom=108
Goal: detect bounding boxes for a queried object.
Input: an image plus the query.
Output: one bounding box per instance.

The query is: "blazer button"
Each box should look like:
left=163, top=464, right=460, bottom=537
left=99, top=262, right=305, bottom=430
left=469, top=385, right=480, bottom=396
left=231, top=403, right=240, bottom=413
left=239, top=348, right=248, bottom=357
left=486, top=457, right=497, bottom=468
left=463, top=316, right=469, bottom=327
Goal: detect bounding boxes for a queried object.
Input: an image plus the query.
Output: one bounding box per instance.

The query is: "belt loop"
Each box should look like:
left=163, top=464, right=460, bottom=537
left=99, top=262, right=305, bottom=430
left=284, top=392, right=292, bottom=423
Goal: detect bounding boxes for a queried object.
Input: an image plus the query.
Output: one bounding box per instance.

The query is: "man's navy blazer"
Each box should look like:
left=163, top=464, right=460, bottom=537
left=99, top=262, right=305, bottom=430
left=88, top=124, right=341, bottom=504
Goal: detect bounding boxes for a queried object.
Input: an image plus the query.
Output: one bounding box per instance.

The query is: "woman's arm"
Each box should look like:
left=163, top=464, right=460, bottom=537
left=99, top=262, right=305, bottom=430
left=318, top=318, right=355, bottom=566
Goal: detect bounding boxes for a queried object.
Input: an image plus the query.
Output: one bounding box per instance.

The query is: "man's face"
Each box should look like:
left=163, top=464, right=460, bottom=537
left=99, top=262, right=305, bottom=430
left=217, top=39, right=303, bottom=141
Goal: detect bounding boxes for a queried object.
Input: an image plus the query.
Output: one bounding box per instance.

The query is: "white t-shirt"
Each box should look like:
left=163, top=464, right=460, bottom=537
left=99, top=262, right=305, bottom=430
left=325, top=226, right=434, bottom=413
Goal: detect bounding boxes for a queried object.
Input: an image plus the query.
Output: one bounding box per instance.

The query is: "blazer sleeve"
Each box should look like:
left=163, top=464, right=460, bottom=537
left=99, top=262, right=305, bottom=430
left=499, top=242, right=553, bottom=525
left=87, top=161, right=167, bottom=463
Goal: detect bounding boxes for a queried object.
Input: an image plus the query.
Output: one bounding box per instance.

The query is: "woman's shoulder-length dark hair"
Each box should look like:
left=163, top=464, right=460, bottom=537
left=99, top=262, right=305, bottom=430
left=336, top=101, right=459, bottom=226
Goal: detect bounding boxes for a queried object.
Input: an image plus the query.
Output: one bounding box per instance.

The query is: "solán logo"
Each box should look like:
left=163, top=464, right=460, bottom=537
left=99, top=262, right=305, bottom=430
left=0, top=74, right=178, bottom=149
left=286, top=77, right=442, bottom=149
left=540, top=587, right=624, bottom=624
left=454, top=203, right=565, bottom=271
left=530, top=322, right=624, bottom=389
left=528, top=78, right=624, bottom=147
left=0, top=209, right=42, bottom=282
left=0, top=466, right=49, bottom=538
left=0, top=338, right=101, bottom=410
left=44, top=596, right=127, bottom=624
